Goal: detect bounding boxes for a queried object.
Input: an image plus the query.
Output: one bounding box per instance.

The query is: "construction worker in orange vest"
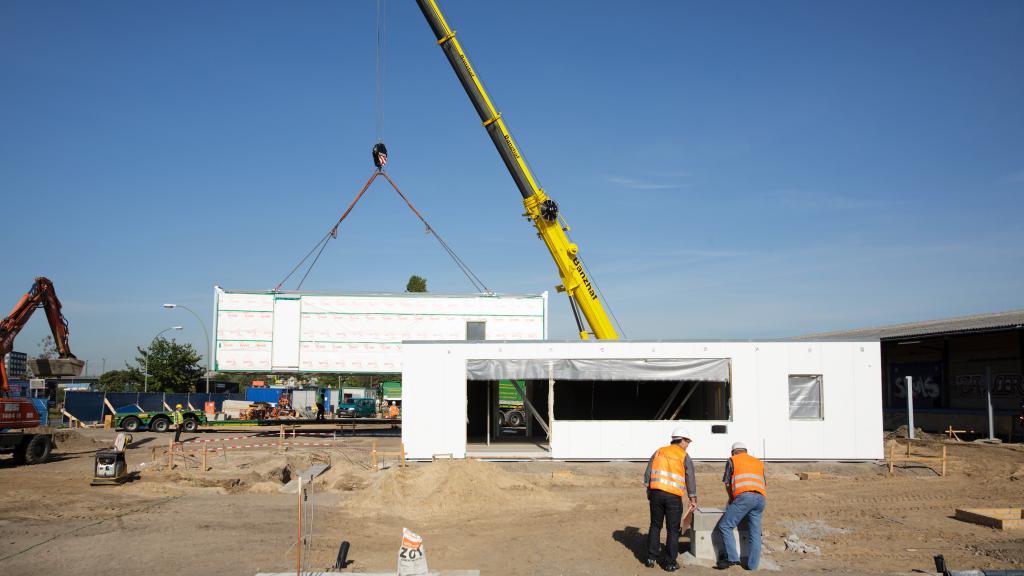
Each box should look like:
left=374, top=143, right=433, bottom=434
left=643, top=427, right=697, bottom=572
left=716, top=442, right=767, bottom=570
left=388, top=401, right=399, bottom=418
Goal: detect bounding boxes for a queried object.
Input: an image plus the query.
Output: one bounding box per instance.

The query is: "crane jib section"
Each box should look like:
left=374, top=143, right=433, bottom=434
left=416, top=0, right=618, bottom=340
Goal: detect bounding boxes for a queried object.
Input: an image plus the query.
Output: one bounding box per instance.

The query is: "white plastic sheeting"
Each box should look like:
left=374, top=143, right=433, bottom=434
left=466, top=358, right=730, bottom=382
left=788, top=374, right=823, bottom=419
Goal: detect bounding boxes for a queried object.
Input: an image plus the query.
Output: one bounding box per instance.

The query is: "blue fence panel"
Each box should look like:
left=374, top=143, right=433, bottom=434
left=139, top=394, right=166, bottom=412
left=246, top=388, right=283, bottom=404
left=164, top=393, right=190, bottom=411
left=188, top=393, right=211, bottom=410
left=64, top=391, right=105, bottom=423
left=106, top=392, right=141, bottom=411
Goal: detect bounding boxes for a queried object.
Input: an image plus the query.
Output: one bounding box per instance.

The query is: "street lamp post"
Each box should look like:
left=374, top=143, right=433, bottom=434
left=146, top=326, right=183, bottom=393
left=163, top=303, right=212, bottom=393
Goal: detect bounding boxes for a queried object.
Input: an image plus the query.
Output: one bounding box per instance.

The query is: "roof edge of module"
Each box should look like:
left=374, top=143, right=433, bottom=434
left=214, top=286, right=545, bottom=299
left=405, top=338, right=880, bottom=345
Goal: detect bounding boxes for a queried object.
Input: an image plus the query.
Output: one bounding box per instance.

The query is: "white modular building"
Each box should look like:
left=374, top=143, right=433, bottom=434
left=400, top=340, right=883, bottom=461
left=213, top=288, right=548, bottom=373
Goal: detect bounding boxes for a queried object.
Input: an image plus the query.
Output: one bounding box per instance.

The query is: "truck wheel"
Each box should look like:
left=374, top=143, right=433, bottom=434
left=122, top=417, right=142, bottom=432
left=23, top=435, right=52, bottom=464
left=507, top=411, right=525, bottom=427
left=182, top=418, right=199, bottom=432
left=150, top=417, right=170, bottom=433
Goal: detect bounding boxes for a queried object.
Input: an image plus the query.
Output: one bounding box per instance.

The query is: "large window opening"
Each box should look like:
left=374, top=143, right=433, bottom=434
left=553, top=379, right=730, bottom=420
left=466, top=379, right=550, bottom=443
left=465, top=358, right=733, bottom=426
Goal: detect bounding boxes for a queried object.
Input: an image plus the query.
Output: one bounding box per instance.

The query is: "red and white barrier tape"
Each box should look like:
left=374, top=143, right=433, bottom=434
left=182, top=441, right=339, bottom=452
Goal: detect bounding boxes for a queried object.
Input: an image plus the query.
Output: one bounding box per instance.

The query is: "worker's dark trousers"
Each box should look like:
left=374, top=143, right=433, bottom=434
left=315, top=404, right=325, bottom=421
left=173, top=425, right=182, bottom=443
left=647, top=489, right=683, bottom=563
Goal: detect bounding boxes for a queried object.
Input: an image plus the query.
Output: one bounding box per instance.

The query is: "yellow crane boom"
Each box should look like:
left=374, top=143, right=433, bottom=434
left=415, top=0, right=618, bottom=340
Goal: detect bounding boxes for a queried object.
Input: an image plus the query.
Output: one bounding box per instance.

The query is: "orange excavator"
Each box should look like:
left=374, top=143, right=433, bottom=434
left=1, top=277, right=83, bottom=464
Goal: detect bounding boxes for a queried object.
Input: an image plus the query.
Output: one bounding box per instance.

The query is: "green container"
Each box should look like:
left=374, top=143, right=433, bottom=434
left=381, top=381, right=402, bottom=400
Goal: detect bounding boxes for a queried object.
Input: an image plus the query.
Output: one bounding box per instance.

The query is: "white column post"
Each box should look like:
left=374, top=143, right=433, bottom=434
left=986, top=366, right=995, bottom=440
left=906, top=375, right=915, bottom=440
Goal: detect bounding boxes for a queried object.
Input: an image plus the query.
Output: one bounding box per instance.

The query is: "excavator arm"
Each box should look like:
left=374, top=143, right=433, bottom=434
left=1, top=277, right=81, bottom=396
left=415, top=0, right=618, bottom=340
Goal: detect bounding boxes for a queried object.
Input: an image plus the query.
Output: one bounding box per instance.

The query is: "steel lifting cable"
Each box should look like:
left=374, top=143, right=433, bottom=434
left=273, top=171, right=492, bottom=294
left=375, top=0, right=386, bottom=143
left=379, top=171, right=491, bottom=294
left=273, top=172, right=380, bottom=292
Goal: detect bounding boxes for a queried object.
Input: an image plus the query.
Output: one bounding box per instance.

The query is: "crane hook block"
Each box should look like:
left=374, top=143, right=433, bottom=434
left=539, top=199, right=559, bottom=223
left=372, top=142, right=388, bottom=170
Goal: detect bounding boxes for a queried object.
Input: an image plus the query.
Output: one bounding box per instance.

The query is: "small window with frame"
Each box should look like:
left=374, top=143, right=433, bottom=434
left=466, top=321, right=486, bottom=341
left=788, top=374, right=823, bottom=420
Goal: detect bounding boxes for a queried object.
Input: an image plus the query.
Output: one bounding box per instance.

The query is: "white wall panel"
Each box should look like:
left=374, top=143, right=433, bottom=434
left=213, top=288, right=547, bottom=373
left=403, top=340, right=883, bottom=461
left=272, top=298, right=301, bottom=370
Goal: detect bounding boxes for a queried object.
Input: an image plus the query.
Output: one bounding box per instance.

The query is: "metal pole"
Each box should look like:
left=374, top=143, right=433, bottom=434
left=297, top=475, right=303, bottom=576
left=906, top=375, right=915, bottom=440
left=986, top=366, right=994, bottom=440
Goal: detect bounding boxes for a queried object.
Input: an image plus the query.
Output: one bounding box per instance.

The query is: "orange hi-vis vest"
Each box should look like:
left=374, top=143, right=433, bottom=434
left=730, top=452, right=767, bottom=497
left=649, top=444, right=688, bottom=497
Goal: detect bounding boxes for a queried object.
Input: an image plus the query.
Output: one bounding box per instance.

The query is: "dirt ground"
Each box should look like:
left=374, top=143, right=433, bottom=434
left=1, top=426, right=1021, bottom=575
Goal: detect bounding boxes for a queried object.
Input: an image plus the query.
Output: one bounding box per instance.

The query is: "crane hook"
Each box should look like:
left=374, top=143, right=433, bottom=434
left=372, top=142, right=388, bottom=170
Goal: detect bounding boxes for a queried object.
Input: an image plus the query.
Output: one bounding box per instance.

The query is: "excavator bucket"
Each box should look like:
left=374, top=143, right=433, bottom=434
left=28, top=358, right=85, bottom=378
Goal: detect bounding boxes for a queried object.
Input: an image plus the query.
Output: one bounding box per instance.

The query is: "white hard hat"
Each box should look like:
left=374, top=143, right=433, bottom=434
left=731, top=442, right=747, bottom=452
left=671, top=427, right=691, bottom=440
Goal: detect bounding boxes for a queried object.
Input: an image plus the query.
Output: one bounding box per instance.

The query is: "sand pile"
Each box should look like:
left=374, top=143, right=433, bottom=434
left=52, top=429, right=110, bottom=451
left=346, top=459, right=570, bottom=520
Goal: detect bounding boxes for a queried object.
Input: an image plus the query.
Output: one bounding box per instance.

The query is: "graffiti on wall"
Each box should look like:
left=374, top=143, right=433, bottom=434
left=953, top=374, right=1024, bottom=398
left=889, top=362, right=943, bottom=408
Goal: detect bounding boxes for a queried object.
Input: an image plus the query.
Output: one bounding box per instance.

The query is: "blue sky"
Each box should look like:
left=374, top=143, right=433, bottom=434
left=2, top=0, right=1022, bottom=372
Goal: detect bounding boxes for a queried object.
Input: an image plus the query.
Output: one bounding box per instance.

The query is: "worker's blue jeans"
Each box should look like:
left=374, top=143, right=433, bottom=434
left=718, top=492, right=766, bottom=569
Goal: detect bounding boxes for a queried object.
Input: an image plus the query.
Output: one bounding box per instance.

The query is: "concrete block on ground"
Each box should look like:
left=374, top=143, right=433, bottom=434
left=279, top=463, right=331, bottom=494
left=688, top=507, right=752, bottom=563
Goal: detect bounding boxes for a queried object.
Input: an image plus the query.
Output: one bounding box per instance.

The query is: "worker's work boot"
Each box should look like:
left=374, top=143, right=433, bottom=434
left=644, top=558, right=657, bottom=568
left=662, top=561, right=679, bottom=572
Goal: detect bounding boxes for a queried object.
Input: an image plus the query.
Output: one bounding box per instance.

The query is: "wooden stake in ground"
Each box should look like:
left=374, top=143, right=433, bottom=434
left=168, top=439, right=174, bottom=469
left=202, top=443, right=208, bottom=472
left=371, top=440, right=378, bottom=471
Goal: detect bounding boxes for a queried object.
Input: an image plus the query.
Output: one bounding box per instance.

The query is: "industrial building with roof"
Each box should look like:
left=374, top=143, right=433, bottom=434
left=796, top=309, right=1024, bottom=438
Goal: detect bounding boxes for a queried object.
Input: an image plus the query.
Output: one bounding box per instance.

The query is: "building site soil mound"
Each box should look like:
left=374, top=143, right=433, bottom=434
left=347, top=458, right=571, bottom=521
left=1, top=429, right=1022, bottom=575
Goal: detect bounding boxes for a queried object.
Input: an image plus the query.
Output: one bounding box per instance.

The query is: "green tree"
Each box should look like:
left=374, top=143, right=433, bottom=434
left=96, top=369, right=139, bottom=392
left=132, top=338, right=204, bottom=393
left=406, top=275, right=427, bottom=293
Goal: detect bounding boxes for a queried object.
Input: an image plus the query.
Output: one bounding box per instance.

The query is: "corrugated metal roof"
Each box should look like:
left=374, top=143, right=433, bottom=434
left=793, top=309, right=1024, bottom=341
